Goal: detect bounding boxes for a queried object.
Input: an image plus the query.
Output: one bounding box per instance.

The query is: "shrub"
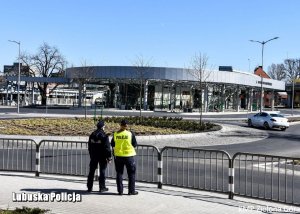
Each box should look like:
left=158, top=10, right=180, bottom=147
left=98, top=116, right=218, bottom=133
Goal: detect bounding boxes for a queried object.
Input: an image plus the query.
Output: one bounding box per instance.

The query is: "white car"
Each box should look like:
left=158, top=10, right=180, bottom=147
left=248, top=112, right=289, bottom=131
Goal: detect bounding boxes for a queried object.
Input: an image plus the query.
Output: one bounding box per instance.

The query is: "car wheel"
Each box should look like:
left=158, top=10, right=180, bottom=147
left=280, top=127, right=287, bottom=131
left=263, top=122, right=270, bottom=130
left=248, top=119, right=253, bottom=127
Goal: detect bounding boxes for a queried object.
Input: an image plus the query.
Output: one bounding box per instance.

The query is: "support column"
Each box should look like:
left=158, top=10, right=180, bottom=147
left=179, top=84, right=182, bottom=111
left=204, top=85, right=208, bottom=113
left=143, top=80, right=148, bottom=110
left=207, top=86, right=213, bottom=112
left=6, top=81, right=9, bottom=105
left=161, top=84, right=164, bottom=110
left=236, top=86, right=240, bottom=112
left=271, top=90, right=275, bottom=111
left=10, top=88, right=13, bottom=106
left=260, top=88, right=264, bottom=112
left=221, top=84, right=225, bottom=112
left=113, top=83, right=119, bottom=108
left=31, top=82, right=35, bottom=105
left=189, top=86, right=194, bottom=110
left=249, top=88, right=253, bottom=112
left=170, top=84, right=176, bottom=112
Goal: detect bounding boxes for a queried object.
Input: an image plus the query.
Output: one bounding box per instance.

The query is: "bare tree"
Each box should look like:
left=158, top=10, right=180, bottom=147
left=267, top=63, right=286, bottom=80
left=71, top=61, right=95, bottom=108
left=132, top=55, right=152, bottom=121
left=188, top=52, right=211, bottom=125
left=20, top=42, right=66, bottom=105
left=284, top=58, right=300, bottom=82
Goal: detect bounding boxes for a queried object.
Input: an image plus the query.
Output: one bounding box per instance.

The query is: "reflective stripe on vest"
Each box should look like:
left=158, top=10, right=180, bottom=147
left=113, top=130, right=136, bottom=157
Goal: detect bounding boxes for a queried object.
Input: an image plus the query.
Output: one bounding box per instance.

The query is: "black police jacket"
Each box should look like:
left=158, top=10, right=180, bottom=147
left=88, top=129, right=112, bottom=160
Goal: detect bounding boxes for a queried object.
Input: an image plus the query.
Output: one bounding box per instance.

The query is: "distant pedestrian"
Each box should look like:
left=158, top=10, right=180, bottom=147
left=87, top=120, right=112, bottom=192
left=111, top=120, right=138, bottom=195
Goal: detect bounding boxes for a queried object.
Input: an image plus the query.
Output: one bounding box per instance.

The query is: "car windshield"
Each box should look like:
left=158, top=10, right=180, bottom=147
left=270, top=114, right=284, bottom=118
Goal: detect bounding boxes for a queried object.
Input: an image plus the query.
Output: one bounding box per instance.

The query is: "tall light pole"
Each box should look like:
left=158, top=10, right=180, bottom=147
left=249, top=37, right=279, bottom=113
left=8, top=40, right=21, bottom=114
left=292, top=79, right=295, bottom=116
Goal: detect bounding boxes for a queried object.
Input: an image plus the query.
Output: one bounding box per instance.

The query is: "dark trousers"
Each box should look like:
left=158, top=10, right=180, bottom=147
left=115, top=156, right=136, bottom=194
left=87, top=158, right=108, bottom=190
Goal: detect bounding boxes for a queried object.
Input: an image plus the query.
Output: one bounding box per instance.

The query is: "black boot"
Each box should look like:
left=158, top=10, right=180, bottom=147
left=99, top=187, right=109, bottom=192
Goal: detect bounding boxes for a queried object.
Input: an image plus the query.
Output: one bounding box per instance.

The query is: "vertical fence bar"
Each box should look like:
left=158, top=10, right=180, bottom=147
left=271, top=157, right=274, bottom=199
left=222, top=153, right=225, bottom=192
left=285, top=158, right=287, bottom=203
left=204, top=151, right=206, bottom=189
left=21, top=140, right=24, bottom=171
left=292, top=159, right=295, bottom=204
left=187, top=150, right=190, bottom=187
left=166, top=149, right=169, bottom=184
left=198, top=151, right=201, bottom=189
left=16, top=140, right=19, bottom=170
left=6, top=140, right=10, bottom=170
left=264, top=156, right=266, bottom=199
left=11, top=140, right=15, bottom=170
left=75, top=143, right=78, bottom=175
left=193, top=151, right=195, bottom=188
left=210, top=152, right=212, bottom=189
left=182, top=150, right=184, bottom=186
left=251, top=155, right=253, bottom=197
left=257, top=156, right=260, bottom=197
left=176, top=148, right=179, bottom=185
left=278, top=157, right=280, bottom=201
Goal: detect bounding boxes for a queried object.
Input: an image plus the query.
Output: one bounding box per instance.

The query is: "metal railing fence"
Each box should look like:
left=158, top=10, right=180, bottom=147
left=39, top=140, right=90, bottom=176
left=233, top=152, right=300, bottom=205
left=0, top=138, right=35, bottom=172
left=161, top=147, right=232, bottom=195
left=2, top=137, right=300, bottom=206
left=38, top=140, right=159, bottom=184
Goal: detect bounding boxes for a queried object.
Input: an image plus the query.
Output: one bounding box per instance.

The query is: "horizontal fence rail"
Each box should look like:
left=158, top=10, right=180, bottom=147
left=0, top=138, right=36, bottom=172
left=161, top=147, right=231, bottom=195
left=233, top=152, right=300, bottom=205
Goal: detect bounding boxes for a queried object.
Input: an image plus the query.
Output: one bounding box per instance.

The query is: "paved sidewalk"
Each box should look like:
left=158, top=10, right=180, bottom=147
left=0, top=172, right=299, bottom=214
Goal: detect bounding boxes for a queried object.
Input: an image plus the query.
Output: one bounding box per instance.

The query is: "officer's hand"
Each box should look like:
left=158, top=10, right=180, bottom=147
left=107, top=158, right=112, bottom=163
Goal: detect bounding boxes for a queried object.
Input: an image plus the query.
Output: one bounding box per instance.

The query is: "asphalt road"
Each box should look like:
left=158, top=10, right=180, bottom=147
left=1, top=106, right=300, bottom=122
left=195, top=123, right=300, bottom=158
left=0, top=106, right=266, bottom=118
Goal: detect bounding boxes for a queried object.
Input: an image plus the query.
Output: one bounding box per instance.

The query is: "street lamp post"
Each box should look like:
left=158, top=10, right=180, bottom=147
left=249, top=37, right=279, bottom=113
left=8, top=40, right=21, bottom=114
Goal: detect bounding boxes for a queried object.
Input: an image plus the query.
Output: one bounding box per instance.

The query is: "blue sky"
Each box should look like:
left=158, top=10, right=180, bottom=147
left=0, top=0, right=299, bottom=73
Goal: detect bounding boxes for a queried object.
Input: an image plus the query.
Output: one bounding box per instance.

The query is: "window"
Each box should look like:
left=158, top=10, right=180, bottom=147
left=261, top=113, right=268, bottom=117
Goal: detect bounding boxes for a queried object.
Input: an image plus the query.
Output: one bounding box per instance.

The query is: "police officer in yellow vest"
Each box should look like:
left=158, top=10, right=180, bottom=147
left=111, top=120, right=138, bottom=195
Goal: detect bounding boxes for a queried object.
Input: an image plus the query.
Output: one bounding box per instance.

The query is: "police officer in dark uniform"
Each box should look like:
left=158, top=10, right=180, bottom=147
left=111, top=120, right=138, bottom=195
left=87, top=120, right=112, bottom=192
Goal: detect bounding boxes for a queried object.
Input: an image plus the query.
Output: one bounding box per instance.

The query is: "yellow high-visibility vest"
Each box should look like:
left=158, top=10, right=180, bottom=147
left=113, top=130, right=136, bottom=157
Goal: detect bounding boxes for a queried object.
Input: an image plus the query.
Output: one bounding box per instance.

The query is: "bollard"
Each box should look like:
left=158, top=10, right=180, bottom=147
left=35, top=144, right=40, bottom=177
left=157, top=153, right=163, bottom=189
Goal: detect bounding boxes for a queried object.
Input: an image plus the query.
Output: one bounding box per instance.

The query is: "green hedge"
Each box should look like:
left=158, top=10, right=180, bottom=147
left=98, top=116, right=220, bottom=132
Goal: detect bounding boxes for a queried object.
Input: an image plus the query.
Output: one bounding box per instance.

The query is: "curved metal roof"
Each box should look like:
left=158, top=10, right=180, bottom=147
left=65, top=66, right=285, bottom=90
